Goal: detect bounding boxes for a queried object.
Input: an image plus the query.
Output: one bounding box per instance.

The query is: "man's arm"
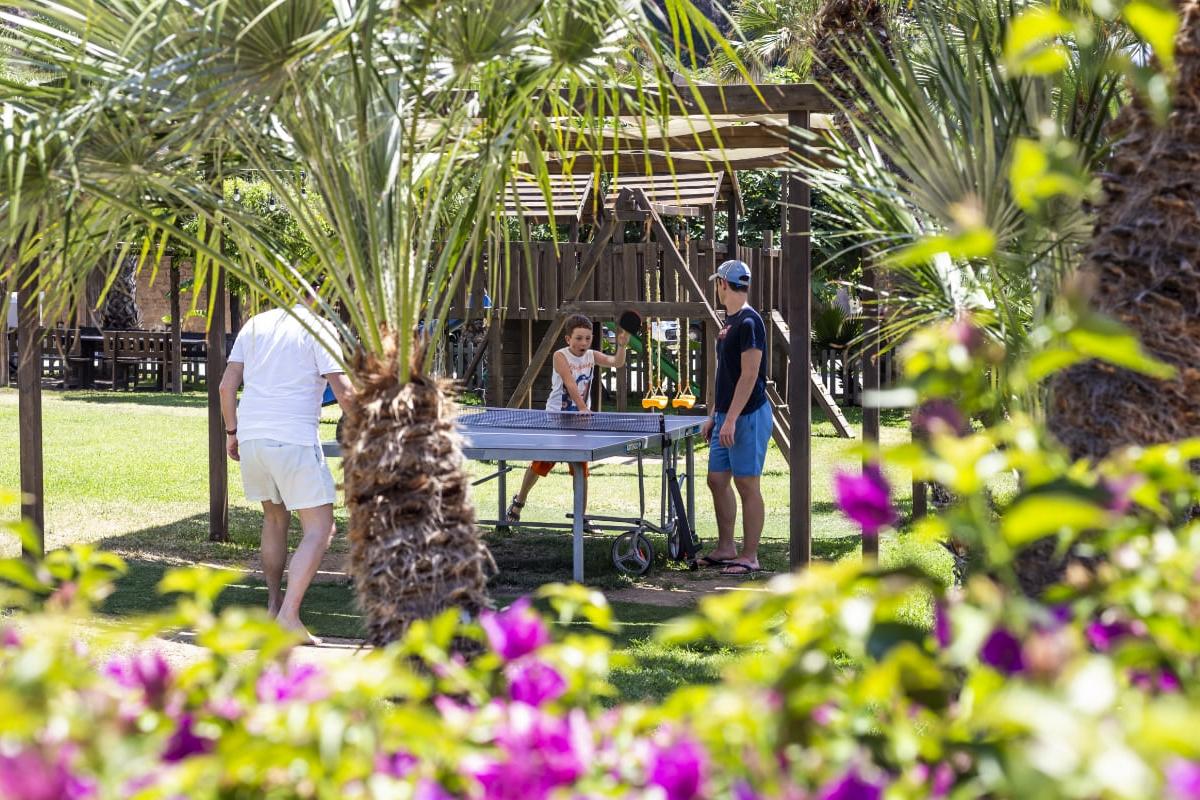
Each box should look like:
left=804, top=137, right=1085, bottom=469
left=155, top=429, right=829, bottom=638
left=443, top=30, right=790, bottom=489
left=324, top=372, right=354, bottom=414
left=554, top=351, right=590, bottom=412
left=218, top=362, right=244, bottom=461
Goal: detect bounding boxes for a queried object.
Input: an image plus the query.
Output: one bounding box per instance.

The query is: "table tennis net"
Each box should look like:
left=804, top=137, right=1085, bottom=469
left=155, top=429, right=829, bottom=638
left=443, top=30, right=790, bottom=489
left=458, top=407, right=664, bottom=433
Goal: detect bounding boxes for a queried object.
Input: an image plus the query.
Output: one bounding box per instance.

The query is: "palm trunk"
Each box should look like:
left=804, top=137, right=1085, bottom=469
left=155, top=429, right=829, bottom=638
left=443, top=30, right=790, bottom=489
left=342, top=332, right=494, bottom=647
left=1029, top=0, right=1200, bottom=596
left=1047, top=1, right=1200, bottom=461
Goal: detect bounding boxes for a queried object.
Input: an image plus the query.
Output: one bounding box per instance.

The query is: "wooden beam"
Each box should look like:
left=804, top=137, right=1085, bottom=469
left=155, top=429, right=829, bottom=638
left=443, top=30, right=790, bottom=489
left=506, top=215, right=620, bottom=407
left=861, top=269, right=880, bottom=562
left=487, top=314, right=504, bottom=405
left=207, top=268, right=228, bottom=543
left=17, top=261, right=44, bottom=554
left=633, top=189, right=721, bottom=328
left=785, top=109, right=812, bottom=571
left=561, top=301, right=713, bottom=319
left=169, top=263, right=182, bottom=393
left=0, top=278, right=9, bottom=389
left=543, top=84, right=835, bottom=115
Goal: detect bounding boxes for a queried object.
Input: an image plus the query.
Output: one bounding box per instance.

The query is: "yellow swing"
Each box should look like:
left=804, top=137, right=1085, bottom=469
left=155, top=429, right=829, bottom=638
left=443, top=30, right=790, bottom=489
left=671, top=316, right=696, bottom=409
left=642, top=266, right=669, bottom=410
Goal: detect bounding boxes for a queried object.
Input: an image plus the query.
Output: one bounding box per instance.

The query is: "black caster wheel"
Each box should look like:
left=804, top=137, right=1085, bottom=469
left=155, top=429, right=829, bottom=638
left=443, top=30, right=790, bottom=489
left=611, top=530, right=655, bottom=576
left=665, top=522, right=682, bottom=561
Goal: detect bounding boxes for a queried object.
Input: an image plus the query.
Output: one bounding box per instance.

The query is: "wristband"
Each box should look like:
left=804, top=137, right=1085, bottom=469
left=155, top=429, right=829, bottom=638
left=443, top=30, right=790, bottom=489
left=225, top=428, right=237, bottom=436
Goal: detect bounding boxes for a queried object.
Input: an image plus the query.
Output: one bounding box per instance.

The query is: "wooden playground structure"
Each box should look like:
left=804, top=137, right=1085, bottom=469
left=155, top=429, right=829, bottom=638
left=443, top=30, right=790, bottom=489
left=13, top=84, right=886, bottom=567
left=450, top=171, right=854, bottom=460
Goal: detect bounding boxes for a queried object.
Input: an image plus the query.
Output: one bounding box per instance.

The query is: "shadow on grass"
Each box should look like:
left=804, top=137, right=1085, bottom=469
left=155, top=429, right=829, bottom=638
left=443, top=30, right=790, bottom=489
left=56, top=390, right=211, bottom=408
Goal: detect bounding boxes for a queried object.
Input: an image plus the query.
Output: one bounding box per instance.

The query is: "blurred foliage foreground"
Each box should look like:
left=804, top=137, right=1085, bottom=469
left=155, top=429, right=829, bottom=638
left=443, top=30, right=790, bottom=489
left=2, top=299, right=1200, bottom=800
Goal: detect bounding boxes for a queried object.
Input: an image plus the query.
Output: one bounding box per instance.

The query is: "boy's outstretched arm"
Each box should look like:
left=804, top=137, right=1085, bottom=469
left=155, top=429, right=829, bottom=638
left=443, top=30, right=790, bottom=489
left=594, top=330, right=628, bottom=368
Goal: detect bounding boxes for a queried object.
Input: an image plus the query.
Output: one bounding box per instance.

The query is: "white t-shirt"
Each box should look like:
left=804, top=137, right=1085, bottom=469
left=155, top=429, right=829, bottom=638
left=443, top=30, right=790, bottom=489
left=546, top=347, right=595, bottom=412
left=228, top=306, right=343, bottom=446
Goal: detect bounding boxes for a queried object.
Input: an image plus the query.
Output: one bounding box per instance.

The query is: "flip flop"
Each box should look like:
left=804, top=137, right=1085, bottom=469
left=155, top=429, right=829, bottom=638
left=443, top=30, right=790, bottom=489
left=698, top=555, right=732, bottom=568
left=720, top=563, right=761, bottom=576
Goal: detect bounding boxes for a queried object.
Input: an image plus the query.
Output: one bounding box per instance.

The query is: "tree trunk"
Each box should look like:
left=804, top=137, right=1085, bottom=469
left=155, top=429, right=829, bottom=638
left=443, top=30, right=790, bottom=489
left=101, top=255, right=143, bottom=331
left=1032, top=0, right=1200, bottom=595
left=342, top=332, right=494, bottom=647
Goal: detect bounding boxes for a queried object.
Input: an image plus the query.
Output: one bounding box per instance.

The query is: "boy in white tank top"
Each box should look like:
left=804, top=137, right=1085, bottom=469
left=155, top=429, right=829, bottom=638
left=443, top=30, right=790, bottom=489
left=505, top=314, right=628, bottom=528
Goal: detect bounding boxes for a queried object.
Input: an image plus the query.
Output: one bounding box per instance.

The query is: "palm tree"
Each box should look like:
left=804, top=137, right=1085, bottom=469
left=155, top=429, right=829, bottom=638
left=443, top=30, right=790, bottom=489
left=0, top=0, right=732, bottom=645
left=1047, top=0, right=1200, bottom=462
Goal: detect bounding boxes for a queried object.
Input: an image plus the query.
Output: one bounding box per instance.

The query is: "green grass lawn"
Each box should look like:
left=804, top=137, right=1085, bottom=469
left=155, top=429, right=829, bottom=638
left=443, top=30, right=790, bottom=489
left=0, top=388, right=954, bottom=700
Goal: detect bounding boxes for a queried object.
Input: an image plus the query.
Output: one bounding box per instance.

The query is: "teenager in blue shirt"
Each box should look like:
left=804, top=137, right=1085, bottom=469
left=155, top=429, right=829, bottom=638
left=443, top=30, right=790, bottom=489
left=700, top=260, right=772, bottom=575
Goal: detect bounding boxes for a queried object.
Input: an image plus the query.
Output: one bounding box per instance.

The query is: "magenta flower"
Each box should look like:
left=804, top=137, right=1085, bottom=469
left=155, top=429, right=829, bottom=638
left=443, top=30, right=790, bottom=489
left=0, top=747, right=94, bottom=800
left=980, top=628, right=1025, bottom=675
left=818, top=767, right=885, bottom=800
left=833, top=465, right=898, bottom=537
left=811, top=703, right=837, bottom=727
left=0, top=627, right=20, bottom=649
left=104, top=650, right=173, bottom=709
left=506, top=659, right=567, bottom=707
left=912, top=399, right=969, bottom=439
left=647, top=737, right=706, bottom=800
left=733, top=780, right=759, bottom=800
left=1130, top=668, right=1181, bottom=695
left=375, top=750, right=418, bottom=779
left=1101, top=475, right=1142, bottom=515
left=256, top=661, right=329, bottom=704
left=414, top=779, right=454, bottom=800
left=1085, top=618, right=1144, bottom=652
left=930, top=763, right=954, bottom=798
left=467, top=705, right=592, bottom=799
left=933, top=601, right=951, bottom=649
left=1166, top=759, right=1200, bottom=800
left=480, top=598, right=550, bottom=662
left=948, top=317, right=985, bottom=355
left=162, top=714, right=215, bottom=763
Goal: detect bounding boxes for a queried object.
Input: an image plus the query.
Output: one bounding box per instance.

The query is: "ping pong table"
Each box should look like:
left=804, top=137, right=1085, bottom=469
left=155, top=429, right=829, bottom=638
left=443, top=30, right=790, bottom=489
left=322, top=407, right=705, bottom=581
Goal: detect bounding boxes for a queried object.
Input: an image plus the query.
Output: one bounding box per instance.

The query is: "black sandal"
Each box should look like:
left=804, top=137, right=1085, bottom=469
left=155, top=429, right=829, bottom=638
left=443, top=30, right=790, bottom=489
left=506, top=496, right=525, bottom=523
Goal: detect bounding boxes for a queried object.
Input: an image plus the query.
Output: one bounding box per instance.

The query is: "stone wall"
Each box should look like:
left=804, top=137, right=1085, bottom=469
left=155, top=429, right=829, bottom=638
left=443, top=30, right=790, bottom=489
left=133, top=258, right=232, bottom=334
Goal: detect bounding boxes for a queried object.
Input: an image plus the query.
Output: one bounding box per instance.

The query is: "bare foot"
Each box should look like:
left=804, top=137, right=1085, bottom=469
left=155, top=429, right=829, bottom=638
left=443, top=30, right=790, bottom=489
left=267, top=599, right=283, bottom=619
left=277, top=616, right=322, bottom=646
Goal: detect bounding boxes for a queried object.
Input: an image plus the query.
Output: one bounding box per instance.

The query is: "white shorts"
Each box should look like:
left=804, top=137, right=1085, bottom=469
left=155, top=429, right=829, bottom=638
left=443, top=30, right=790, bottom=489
left=239, top=439, right=336, bottom=510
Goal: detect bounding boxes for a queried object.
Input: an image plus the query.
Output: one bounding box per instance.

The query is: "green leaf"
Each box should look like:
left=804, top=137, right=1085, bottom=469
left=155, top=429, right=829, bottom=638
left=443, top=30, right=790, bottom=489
left=1067, top=314, right=1176, bottom=379
left=1000, top=495, right=1109, bottom=546
left=1005, top=8, right=1074, bottom=75
left=888, top=227, right=996, bottom=267
left=1123, top=0, right=1180, bottom=73
left=157, top=566, right=239, bottom=606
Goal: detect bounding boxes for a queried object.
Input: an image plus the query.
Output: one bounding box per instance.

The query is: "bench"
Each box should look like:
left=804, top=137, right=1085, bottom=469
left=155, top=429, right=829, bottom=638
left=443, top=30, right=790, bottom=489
left=94, top=330, right=173, bottom=391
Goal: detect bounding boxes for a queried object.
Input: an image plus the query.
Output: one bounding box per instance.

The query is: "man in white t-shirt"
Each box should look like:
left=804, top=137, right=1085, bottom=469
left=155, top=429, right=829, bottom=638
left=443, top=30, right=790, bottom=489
left=219, top=297, right=352, bottom=645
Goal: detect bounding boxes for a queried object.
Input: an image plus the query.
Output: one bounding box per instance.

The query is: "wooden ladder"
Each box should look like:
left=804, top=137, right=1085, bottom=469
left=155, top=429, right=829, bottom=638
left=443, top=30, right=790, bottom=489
left=769, top=310, right=854, bottom=440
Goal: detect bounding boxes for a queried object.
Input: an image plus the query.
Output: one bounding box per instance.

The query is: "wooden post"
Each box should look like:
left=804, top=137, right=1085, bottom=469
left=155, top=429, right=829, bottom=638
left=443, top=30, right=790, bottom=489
left=0, top=277, right=9, bottom=389
left=591, top=318, right=603, bottom=411
left=17, top=262, right=45, bottom=554
left=785, top=110, right=812, bottom=570
left=169, top=263, right=182, bottom=393
left=488, top=314, right=504, bottom=405
left=727, top=198, right=740, bottom=257
left=522, top=319, right=533, bottom=409
left=207, top=267, right=229, bottom=542
left=861, top=268, right=880, bottom=561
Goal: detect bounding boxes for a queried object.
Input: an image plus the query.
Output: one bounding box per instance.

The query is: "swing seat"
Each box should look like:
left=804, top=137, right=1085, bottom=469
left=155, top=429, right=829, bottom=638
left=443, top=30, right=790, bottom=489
left=671, top=393, right=696, bottom=410
left=642, top=395, right=668, bottom=410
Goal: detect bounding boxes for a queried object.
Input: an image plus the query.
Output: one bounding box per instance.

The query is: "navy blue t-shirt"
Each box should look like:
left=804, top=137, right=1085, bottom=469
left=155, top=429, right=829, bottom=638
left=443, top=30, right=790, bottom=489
left=714, top=306, right=768, bottom=415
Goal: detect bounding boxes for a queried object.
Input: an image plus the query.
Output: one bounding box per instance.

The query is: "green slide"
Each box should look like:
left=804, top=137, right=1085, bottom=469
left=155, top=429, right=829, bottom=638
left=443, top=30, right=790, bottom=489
left=602, top=322, right=700, bottom=397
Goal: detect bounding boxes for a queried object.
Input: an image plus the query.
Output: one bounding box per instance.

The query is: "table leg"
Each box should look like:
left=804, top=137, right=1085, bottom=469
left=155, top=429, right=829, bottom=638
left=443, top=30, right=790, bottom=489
left=572, top=464, right=585, bottom=582
left=498, top=459, right=507, bottom=523
left=686, top=436, right=696, bottom=531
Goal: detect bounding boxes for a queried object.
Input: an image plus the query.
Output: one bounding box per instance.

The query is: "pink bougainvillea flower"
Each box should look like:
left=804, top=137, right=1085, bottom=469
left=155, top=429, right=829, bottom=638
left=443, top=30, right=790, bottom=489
left=912, top=399, right=969, bottom=439
left=0, top=747, right=95, bottom=800
left=647, top=737, right=706, bottom=800
left=374, top=750, right=418, bottom=779
left=1085, top=617, right=1144, bottom=653
left=104, top=650, right=173, bottom=709
left=1166, top=759, right=1200, bottom=800
left=1101, top=475, right=1143, bottom=516
left=162, top=714, right=215, bottom=763
left=733, top=780, right=759, bottom=800
left=818, top=767, right=885, bottom=800
left=833, top=465, right=898, bottom=537
left=933, top=601, right=952, bottom=649
left=466, top=704, right=592, bottom=799
left=256, top=661, right=329, bottom=704
left=979, top=628, right=1025, bottom=675
left=947, top=317, right=985, bottom=355
left=480, top=598, right=550, bottom=662
left=505, top=658, right=567, bottom=707
left=0, top=627, right=20, bottom=649
left=414, top=779, right=455, bottom=800
left=1130, top=668, right=1181, bottom=695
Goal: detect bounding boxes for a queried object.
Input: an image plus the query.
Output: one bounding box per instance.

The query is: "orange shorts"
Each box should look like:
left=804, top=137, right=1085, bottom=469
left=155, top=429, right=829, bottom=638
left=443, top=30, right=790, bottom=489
left=531, top=461, right=589, bottom=478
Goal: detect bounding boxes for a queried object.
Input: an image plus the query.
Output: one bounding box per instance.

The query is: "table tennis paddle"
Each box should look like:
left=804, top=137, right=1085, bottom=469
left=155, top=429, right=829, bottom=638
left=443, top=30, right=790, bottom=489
left=618, top=309, right=642, bottom=336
